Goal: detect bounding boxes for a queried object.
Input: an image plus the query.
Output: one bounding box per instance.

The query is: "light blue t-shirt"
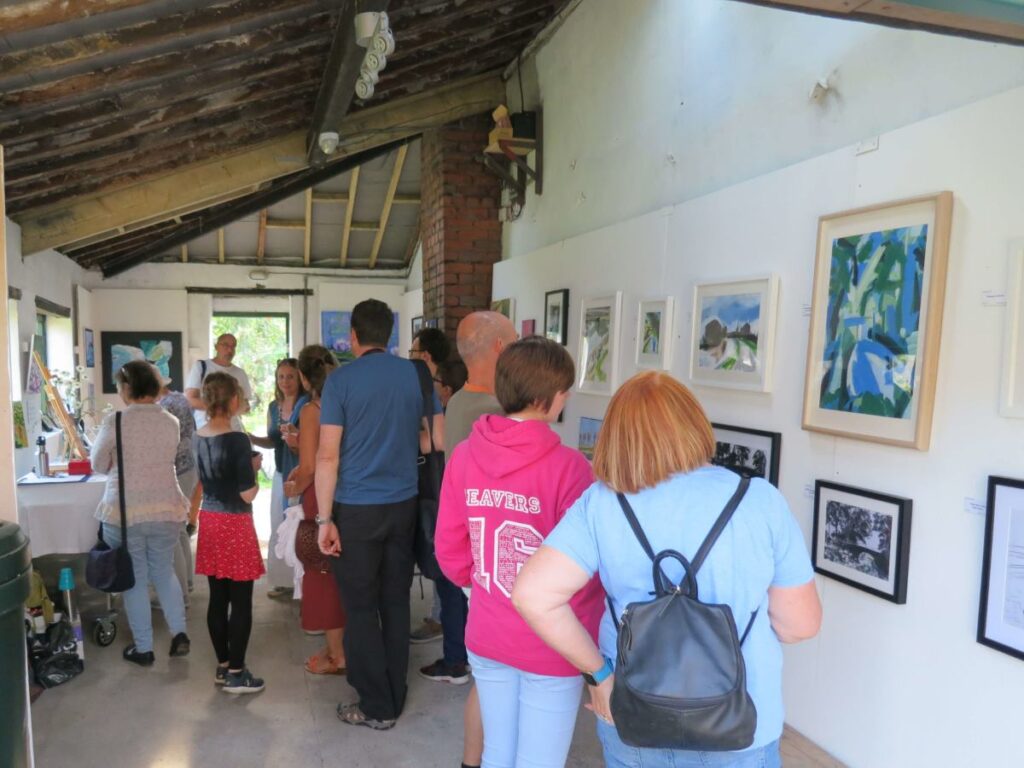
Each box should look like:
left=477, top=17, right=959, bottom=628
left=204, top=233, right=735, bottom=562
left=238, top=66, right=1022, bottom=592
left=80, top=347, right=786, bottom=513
left=320, top=351, right=423, bottom=505
left=544, top=465, right=814, bottom=751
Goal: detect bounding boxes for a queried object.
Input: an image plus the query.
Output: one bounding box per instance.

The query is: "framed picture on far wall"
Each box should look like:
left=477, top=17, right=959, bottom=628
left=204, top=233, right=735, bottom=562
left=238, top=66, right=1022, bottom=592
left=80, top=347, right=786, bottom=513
left=577, top=293, right=622, bottom=396
left=83, top=328, right=95, bottom=368
left=690, top=275, right=779, bottom=392
left=491, top=298, right=515, bottom=324
left=544, top=289, right=569, bottom=345
left=802, top=193, right=953, bottom=450
left=322, top=310, right=400, bottom=362
left=710, top=423, right=780, bottom=487
left=521, top=318, right=536, bottom=337
left=977, top=476, right=1024, bottom=661
left=100, top=331, right=183, bottom=394
left=578, top=417, right=603, bottom=461
left=411, top=316, right=424, bottom=337
left=813, top=481, right=912, bottom=604
left=636, top=297, right=675, bottom=370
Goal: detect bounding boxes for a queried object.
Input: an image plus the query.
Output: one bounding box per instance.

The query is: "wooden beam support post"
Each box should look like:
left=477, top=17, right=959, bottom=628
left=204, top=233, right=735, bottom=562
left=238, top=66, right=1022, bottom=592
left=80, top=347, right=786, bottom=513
left=303, top=187, right=313, bottom=266
left=256, top=209, right=267, bottom=264
left=217, top=228, right=225, bottom=264
left=341, top=166, right=359, bottom=267
left=180, top=244, right=188, bottom=263
left=369, top=144, right=408, bottom=269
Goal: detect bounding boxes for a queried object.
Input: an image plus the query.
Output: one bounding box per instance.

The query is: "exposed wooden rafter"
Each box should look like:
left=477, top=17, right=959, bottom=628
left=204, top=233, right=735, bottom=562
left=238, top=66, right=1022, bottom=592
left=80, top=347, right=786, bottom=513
left=369, top=143, right=408, bottom=269
left=303, top=188, right=314, bottom=266
left=217, top=229, right=225, bottom=264
left=0, top=0, right=153, bottom=36
left=340, top=166, right=360, bottom=267
left=256, top=209, right=267, bottom=264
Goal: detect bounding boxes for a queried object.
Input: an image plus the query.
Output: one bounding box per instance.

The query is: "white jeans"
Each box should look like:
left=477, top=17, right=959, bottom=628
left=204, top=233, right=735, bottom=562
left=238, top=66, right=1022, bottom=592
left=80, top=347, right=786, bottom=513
left=266, top=471, right=294, bottom=589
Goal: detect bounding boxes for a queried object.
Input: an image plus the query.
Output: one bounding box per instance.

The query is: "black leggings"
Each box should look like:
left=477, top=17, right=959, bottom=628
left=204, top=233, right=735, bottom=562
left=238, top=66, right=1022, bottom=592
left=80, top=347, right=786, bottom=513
left=207, top=577, right=254, bottom=670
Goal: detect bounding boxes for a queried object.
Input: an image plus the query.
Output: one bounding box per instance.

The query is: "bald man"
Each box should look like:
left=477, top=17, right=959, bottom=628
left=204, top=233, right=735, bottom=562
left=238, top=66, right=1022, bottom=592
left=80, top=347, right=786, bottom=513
left=184, top=332, right=252, bottom=430
left=419, top=310, right=516, bottom=768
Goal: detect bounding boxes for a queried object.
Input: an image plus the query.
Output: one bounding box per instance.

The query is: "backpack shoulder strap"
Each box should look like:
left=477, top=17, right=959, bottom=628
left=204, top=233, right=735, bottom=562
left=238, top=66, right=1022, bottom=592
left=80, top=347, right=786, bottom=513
left=200, top=359, right=207, bottom=381
left=690, top=476, right=750, bottom=576
left=411, top=359, right=438, bottom=451
left=115, top=411, right=129, bottom=539
left=615, top=492, right=657, bottom=562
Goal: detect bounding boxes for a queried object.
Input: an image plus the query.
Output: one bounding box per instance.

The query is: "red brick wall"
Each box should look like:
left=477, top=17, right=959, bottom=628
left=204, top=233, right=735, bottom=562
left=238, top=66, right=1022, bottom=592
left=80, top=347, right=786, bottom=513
left=420, top=114, right=502, bottom=338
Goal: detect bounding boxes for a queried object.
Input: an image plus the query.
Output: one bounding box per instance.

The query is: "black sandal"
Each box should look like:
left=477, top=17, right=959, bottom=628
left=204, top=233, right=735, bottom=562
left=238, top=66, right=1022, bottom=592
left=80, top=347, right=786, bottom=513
left=336, top=702, right=396, bottom=730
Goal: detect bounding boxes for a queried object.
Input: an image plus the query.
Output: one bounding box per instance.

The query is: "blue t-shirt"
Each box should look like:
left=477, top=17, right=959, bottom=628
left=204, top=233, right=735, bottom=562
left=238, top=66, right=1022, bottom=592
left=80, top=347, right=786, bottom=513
left=320, top=351, right=423, bottom=505
left=269, top=395, right=307, bottom=480
left=544, top=466, right=814, bottom=751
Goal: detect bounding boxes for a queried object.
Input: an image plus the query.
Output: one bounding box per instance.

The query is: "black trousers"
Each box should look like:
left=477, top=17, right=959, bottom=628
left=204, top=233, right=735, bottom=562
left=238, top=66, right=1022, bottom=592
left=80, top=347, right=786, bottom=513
left=206, top=577, right=254, bottom=670
left=331, top=497, right=417, bottom=721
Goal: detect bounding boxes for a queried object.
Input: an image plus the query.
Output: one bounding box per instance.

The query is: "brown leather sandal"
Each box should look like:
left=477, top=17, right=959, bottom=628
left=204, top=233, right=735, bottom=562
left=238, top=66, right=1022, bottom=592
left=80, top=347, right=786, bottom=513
left=305, top=652, right=346, bottom=676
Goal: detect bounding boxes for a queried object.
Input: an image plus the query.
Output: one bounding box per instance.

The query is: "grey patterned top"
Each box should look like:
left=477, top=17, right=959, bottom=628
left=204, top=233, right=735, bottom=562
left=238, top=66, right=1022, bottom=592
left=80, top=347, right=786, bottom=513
left=159, top=391, right=195, bottom=475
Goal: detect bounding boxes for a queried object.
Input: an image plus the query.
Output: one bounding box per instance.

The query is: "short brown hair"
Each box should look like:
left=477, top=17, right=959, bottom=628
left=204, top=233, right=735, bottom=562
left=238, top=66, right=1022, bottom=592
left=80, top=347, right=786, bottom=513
left=593, top=371, right=714, bottom=494
left=495, top=336, right=574, bottom=414
left=202, top=372, right=241, bottom=419
left=115, top=360, right=160, bottom=399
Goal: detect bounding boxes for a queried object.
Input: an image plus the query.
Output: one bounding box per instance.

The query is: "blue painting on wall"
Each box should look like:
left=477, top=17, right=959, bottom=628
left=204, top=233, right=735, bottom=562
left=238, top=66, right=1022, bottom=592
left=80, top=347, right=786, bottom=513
left=321, top=311, right=400, bottom=362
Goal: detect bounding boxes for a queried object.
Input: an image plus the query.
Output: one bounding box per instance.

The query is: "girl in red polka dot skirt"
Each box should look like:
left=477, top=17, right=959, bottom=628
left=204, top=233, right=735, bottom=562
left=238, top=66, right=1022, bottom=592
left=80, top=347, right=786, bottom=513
left=193, top=372, right=266, bottom=694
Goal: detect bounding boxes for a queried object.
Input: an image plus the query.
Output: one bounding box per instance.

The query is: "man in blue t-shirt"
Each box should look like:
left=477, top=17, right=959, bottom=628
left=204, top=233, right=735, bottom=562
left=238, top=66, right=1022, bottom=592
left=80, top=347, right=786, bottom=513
left=315, top=299, right=424, bottom=730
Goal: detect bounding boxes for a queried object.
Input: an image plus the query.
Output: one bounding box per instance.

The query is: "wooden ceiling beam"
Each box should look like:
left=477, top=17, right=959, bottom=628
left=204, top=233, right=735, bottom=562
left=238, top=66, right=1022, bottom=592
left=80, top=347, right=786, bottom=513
left=181, top=244, right=188, bottom=263
left=393, top=194, right=420, bottom=205
left=340, top=166, right=360, bottom=267
left=0, top=17, right=333, bottom=120
left=266, top=219, right=307, bottom=230
left=218, top=229, right=226, bottom=264
left=0, top=1, right=154, bottom=36
left=368, top=144, right=408, bottom=269
left=0, top=0, right=333, bottom=91
left=16, top=72, right=505, bottom=255
left=312, top=192, right=348, bottom=203
left=305, top=0, right=389, bottom=166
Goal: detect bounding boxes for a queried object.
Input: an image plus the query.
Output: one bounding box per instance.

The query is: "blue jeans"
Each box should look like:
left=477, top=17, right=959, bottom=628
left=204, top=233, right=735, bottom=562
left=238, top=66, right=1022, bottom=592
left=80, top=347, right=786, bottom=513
left=103, top=521, right=187, bottom=653
left=435, top=573, right=468, bottom=664
left=597, top=720, right=781, bottom=768
left=468, top=650, right=582, bottom=768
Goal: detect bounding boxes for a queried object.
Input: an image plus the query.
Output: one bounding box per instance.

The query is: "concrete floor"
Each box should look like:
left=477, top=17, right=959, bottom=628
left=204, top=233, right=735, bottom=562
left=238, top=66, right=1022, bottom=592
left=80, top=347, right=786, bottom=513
left=30, top=574, right=606, bottom=768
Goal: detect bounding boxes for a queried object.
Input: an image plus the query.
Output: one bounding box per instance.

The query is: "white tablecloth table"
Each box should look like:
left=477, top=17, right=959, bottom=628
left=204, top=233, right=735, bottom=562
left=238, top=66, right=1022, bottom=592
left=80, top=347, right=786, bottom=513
left=16, top=474, right=108, bottom=557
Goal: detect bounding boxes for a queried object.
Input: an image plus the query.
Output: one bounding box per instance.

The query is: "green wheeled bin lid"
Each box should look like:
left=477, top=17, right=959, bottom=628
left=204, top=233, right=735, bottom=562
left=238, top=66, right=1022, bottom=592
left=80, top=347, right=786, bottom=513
left=0, top=521, right=31, bottom=594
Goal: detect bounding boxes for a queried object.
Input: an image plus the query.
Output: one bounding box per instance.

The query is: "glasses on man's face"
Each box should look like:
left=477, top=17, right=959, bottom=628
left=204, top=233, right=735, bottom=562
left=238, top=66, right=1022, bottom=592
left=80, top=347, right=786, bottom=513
left=432, top=377, right=443, bottom=385
left=409, top=347, right=421, bottom=356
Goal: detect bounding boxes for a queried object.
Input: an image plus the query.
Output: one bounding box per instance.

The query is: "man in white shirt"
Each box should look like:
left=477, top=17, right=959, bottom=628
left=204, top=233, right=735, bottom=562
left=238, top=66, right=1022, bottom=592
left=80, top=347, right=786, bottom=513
left=184, top=333, right=252, bottom=430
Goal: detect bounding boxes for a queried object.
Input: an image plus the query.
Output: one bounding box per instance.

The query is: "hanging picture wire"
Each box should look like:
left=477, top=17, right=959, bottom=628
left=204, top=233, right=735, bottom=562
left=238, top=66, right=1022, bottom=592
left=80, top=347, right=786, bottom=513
left=32, top=350, right=87, bottom=459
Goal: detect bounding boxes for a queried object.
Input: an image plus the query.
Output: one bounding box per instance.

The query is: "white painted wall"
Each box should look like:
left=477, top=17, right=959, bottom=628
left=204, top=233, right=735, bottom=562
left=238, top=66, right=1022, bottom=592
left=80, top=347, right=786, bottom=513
left=493, top=84, right=1024, bottom=768
left=504, top=0, right=1024, bottom=260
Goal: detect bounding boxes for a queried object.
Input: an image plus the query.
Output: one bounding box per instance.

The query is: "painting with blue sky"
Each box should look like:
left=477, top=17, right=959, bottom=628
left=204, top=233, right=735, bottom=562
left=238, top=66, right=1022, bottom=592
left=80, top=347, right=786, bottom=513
left=697, top=293, right=762, bottom=373
left=321, top=311, right=400, bottom=362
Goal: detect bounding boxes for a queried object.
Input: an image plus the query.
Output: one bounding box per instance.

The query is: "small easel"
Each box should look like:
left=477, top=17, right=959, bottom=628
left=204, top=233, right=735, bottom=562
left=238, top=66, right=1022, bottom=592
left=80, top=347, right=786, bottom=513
left=32, top=351, right=87, bottom=459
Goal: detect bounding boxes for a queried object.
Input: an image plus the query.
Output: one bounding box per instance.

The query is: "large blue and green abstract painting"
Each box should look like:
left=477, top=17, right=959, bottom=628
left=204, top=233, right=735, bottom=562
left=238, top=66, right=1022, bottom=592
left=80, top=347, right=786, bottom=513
left=819, top=225, right=928, bottom=419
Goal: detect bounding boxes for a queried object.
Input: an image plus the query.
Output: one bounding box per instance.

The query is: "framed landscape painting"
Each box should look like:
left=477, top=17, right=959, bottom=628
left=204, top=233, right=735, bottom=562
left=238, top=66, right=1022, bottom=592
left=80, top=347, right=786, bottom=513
left=100, top=331, right=183, bottom=394
left=710, top=423, right=781, bottom=487
left=977, top=476, right=1024, bottom=661
left=491, top=298, right=515, bottom=324
left=813, top=481, right=912, bottom=604
left=802, top=192, right=953, bottom=450
left=578, top=417, right=603, bottom=461
left=577, top=293, right=622, bottom=395
left=321, top=310, right=400, bottom=362
left=544, top=289, right=569, bottom=345
left=690, top=276, right=779, bottom=392
left=636, top=297, right=674, bottom=370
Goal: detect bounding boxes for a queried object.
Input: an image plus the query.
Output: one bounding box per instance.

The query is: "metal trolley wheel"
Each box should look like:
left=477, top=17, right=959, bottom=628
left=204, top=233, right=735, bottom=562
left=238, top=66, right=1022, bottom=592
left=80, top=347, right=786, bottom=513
left=93, top=617, right=117, bottom=647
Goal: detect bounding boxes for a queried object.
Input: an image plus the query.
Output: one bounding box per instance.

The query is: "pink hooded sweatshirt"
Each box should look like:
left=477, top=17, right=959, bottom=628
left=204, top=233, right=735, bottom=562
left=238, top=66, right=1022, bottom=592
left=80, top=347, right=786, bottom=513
left=436, top=414, right=604, bottom=676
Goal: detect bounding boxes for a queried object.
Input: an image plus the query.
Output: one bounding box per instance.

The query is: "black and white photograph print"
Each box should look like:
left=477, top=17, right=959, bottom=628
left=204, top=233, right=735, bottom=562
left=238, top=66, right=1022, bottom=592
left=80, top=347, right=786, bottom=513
left=813, top=481, right=912, bottom=604
left=977, top=476, right=1024, bottom=662
left=710, top=423, right=781, bottom=487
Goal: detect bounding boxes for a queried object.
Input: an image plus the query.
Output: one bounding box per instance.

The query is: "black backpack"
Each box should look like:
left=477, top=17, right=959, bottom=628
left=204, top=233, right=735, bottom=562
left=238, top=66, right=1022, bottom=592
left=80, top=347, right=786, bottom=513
left=608, top=475, right=758, bottom=751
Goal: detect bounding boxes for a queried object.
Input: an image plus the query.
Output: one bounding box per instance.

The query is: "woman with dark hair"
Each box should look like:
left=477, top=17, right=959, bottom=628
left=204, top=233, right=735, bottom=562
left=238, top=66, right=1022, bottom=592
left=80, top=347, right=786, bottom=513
left=513, top=371, right=822, bottom=767
left=194, top=372, right=265, bottom=693
left=249, top=357, right=307, bottom=599
left=91, top=360, right=191, bottom=666
left=283, top=345, right=346, bottom=675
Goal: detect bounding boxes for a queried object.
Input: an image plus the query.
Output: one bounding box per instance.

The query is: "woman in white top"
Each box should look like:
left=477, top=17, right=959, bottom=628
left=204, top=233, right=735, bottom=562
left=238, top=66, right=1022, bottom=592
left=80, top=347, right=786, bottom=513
left=92, top=360, right=191, bottom=666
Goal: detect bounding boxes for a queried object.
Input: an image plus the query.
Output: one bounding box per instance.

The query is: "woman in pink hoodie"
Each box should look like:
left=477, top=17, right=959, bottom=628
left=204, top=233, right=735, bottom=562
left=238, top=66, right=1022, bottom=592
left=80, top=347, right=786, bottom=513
left=436, top=336, right=604, bottom=768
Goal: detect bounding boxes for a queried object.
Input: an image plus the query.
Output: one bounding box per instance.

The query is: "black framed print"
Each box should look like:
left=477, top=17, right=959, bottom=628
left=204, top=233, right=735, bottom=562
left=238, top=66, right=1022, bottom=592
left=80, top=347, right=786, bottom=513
left=812, top=481, right=912, bottom=604
left=978, top=476, right=1024, bottom=661
left=544, top=289, right=569, bottom=346
left=411, top=316, right=424, bottom=337
left=710, top=423, right=781, bottom=487
left=100, top=331, right=184, bottom=394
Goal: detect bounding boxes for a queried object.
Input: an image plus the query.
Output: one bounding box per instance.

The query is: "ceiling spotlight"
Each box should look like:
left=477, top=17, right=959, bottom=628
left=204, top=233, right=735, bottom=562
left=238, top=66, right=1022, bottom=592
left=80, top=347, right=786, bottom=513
left=318, top=131, right=339, bottom=155
left=364, top=50, right=386, bottom=72
left=355, top=73, right=375, bottom=100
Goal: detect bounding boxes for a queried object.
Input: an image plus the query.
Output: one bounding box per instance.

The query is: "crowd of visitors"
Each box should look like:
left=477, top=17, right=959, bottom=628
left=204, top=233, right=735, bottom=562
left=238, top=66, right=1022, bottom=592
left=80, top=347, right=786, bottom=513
left=96, top=298, right=822, bottom=766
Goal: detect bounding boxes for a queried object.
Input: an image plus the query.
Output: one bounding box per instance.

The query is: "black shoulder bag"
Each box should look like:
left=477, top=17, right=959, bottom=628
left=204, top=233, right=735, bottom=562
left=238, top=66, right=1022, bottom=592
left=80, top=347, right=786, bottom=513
left=86, top=412, right=136, bottom=593
left=608, top=475, right=758, bottom=751
left=412, top=359, right=445, bottom=580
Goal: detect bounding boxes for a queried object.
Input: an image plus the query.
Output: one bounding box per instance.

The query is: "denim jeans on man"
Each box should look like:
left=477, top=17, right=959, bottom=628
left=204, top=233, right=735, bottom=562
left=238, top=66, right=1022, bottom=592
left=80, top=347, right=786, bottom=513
left=596, top=721, right=781, bottom=768
left=435, top=572, right=468, bottom=664
left=102, top=521, right=187, bottom=653
left=468, top=650, right=582, bottom=768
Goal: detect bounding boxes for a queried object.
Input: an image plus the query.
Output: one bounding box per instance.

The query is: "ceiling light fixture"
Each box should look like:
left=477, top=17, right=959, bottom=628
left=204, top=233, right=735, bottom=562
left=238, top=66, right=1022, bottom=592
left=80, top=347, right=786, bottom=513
left=353, top=11, right=393, bottom=101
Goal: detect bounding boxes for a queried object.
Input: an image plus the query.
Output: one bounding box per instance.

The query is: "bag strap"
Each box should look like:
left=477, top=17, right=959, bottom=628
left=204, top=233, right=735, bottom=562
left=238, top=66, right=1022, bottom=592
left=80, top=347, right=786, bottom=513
left=690, top=476, right=750, bottom=576
left=199, top=359, right=207, bottom=381
left=115, top=411, right=129, bottom=543
left=411, top=359, right=439, bottom=453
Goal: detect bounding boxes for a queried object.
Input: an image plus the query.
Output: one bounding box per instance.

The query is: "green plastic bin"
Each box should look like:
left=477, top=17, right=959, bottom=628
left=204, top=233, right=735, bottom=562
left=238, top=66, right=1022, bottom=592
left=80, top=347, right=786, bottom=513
left=0, top=521, right=32, bottom=768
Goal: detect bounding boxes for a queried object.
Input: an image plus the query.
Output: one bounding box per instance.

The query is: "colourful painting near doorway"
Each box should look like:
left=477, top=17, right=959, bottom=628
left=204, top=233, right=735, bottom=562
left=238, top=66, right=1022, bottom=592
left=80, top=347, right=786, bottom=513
left=321, top=311, right=400, bottom=362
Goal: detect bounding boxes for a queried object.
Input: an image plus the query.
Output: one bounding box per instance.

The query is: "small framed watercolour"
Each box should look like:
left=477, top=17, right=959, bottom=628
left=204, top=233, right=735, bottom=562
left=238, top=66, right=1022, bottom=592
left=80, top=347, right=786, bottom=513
left=802, top=192, right=953, bottom=450
left=544, top=289, right=569, bottom=345
left=690, top=275, right=779, bottom=392
left=710, top=423, right=781, bottom=487
left=411, top=316, right=424, bottom=336
left=577, top=293, right=622, bottom=395
left=521, top=318, right=536, bottom=337
left=491, top=298, right=515, bottom=323
left=999, top=245, right=1024, bottom=418
left=977, top=476, right=1024, bottom=661
left=813, top=481, right=912, bottom=604
left=636, top=297, right=674, bottom=370
left=83, top=328, right=95, bottom=368
left=578, top=417, right=603, bottom=461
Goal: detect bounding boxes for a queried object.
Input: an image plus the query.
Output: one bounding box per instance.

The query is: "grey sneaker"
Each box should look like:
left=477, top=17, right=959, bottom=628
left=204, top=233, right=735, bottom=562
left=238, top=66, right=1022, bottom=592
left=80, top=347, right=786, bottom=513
left=410, top=618, right=443, bottom=644
left=418, top=658, right=471, bottom=685
left=223, top=668, right=265, bottom=694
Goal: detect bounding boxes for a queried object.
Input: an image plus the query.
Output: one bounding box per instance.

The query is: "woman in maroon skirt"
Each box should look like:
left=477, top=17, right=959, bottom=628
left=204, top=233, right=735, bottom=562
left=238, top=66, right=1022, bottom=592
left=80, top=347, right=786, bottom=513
left=193, top=373, right=265, bottom=693
left=284, top=345, right=346, bottom=675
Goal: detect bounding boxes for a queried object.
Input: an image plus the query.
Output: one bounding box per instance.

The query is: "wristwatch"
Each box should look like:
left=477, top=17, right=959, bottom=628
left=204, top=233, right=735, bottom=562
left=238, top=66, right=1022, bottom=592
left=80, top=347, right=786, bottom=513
left=582, top=657, right=614, bottom=687
left=314, top=514, right=331, bottom=526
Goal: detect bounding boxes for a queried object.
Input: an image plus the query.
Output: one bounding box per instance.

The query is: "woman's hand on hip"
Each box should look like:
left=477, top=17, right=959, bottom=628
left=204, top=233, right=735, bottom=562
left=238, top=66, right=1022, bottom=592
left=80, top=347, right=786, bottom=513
left=584, top=675, right=615, bottom=726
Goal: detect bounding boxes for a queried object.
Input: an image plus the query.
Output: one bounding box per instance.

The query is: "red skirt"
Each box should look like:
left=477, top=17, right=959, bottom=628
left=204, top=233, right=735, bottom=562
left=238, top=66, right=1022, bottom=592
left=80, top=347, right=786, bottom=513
left=195, top=509, right=266, bottom=582
left=300, top=486, right=345, bottom=631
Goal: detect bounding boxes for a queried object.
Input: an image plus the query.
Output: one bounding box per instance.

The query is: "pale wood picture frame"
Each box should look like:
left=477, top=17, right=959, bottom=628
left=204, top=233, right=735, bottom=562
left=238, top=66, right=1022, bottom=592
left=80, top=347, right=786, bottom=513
left=635, top=297, right=675, bottom=370
left=802, top=192, right=953, bottom=450
left=576, top=292, right=622, bottom=395
left=999, top=244, right=1024, bottom=418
